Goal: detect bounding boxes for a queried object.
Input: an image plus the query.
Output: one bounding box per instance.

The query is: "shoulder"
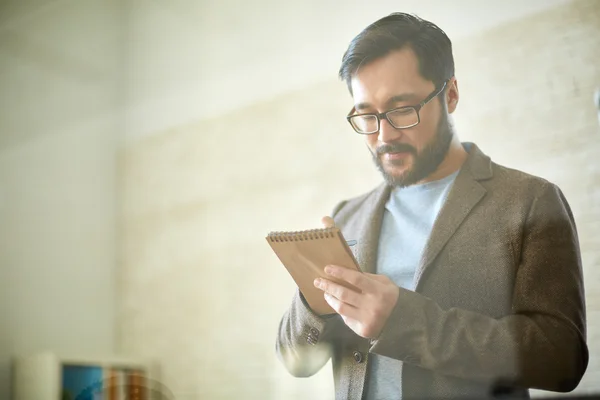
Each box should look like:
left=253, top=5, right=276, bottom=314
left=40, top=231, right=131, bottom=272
left=465, top=142, right=562, bottom=200
left=487, top=161, right=563, bottom=199
left=330, top=183, right=388, bottom=221
left=480, top=160, right=573, bottom=224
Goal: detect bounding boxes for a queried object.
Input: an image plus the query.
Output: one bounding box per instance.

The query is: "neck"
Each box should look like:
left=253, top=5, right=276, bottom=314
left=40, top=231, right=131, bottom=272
left=417, top=137, right=468, bottom=184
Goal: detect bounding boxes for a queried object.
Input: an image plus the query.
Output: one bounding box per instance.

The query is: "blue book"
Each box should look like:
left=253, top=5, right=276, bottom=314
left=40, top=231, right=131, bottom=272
left=61, top=365, right=104, bottom=400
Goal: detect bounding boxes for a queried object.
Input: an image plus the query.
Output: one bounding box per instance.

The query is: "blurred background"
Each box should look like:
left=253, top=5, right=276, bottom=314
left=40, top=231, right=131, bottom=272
left=0, top=0, right=599, bottom=398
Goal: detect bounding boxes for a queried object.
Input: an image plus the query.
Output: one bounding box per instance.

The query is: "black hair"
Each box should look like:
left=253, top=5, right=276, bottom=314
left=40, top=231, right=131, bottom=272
left=339, top=13, right=454, bottom=94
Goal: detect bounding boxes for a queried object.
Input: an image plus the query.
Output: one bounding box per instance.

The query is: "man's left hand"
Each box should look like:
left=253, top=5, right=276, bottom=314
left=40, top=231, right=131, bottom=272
left=314, top=265, right=399, bottom=339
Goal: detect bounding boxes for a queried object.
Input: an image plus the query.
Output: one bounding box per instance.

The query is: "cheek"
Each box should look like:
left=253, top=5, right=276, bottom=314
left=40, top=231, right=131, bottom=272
left=415, top=111, right=441, bottom=147
left=364, top=135, right=378, bottom=150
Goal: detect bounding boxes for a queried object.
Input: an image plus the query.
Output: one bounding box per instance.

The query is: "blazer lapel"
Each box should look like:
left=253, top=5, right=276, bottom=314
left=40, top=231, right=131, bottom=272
left=353, top=184, right=391, bottom=275
left=413, top=143, right=492, bottom=290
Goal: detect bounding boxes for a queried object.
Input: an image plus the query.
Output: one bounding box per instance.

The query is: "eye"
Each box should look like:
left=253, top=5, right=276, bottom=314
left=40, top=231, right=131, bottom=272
left=386, top=108, right=419, bottom=129
left=349, top=115, right=378, bottom=134
left=389, top=107, right=413, bottom=116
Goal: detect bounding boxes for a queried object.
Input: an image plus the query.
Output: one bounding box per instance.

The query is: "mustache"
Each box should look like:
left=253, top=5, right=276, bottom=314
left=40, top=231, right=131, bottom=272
left=376, top=143, right=417, bottom=156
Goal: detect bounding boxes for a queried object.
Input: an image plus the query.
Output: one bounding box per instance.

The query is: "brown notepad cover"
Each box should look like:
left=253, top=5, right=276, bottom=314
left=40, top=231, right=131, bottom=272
left=267, top=227, right=361, bottom=314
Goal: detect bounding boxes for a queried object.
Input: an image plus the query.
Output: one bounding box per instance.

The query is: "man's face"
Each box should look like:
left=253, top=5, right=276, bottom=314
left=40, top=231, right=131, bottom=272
left=350, top=47, right=453, bottom=187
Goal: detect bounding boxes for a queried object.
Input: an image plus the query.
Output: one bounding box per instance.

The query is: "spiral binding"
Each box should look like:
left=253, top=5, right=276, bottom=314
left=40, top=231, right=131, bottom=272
left=267, top=227, right=338, bottom=242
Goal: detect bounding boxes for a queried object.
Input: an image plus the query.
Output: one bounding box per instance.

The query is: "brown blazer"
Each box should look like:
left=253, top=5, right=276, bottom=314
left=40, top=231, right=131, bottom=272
left=276, top=143, right=588, bottom=399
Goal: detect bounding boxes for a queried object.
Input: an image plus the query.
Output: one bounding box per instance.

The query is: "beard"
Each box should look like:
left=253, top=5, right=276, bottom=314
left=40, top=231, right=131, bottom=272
left=370, top=110, right=454, bottom=188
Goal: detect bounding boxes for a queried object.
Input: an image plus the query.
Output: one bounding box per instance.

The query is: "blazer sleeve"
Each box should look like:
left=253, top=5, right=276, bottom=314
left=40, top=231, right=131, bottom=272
left=276, top=290, right=345, bottom=377
left=369, top=182, right=588, bottom=392
left=275, top=200, right=349, bottom=377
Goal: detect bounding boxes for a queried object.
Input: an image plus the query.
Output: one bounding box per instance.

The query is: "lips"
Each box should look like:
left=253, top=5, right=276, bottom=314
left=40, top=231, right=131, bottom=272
left=384, top=151, right=411, bottom=161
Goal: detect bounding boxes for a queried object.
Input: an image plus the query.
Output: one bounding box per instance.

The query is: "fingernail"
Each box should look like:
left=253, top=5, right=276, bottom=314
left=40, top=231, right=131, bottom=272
left=314, top=278, right=321, bottom=287
left=324, top=266, right=333, bottom=275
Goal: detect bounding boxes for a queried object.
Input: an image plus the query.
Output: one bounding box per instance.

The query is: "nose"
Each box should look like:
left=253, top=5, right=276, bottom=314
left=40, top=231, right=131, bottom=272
left=378, top=118, right=403, bottom=143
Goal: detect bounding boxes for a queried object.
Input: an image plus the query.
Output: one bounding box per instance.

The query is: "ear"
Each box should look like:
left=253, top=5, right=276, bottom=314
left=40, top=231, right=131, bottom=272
left=445, top=77, right=459, bottom=114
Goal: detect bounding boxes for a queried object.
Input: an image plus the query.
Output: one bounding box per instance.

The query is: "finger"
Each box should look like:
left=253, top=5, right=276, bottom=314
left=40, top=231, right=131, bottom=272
left=325, top=265, right=374, bottom=292
left=321, top=216, right=335, bottom=228
left=324, top=292, right=359, bottom=320
left=314, top=278, right=362, bottom=307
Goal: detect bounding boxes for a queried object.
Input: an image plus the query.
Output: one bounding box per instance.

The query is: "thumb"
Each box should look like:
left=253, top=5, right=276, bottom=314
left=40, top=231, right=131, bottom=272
left=321, top=216, right=335, bottom=228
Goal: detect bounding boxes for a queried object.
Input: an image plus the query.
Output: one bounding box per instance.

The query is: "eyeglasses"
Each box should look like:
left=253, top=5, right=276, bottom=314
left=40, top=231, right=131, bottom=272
left=346, top=80, right=449, bottom=135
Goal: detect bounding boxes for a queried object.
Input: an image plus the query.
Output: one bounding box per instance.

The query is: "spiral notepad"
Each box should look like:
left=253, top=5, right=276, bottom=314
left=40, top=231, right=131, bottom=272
left=267, top=227, right=361, bottom=315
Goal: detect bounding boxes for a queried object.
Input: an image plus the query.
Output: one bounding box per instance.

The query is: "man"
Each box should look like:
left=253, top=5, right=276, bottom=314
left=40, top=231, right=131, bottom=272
left=276, top=13, right=588, bottom=399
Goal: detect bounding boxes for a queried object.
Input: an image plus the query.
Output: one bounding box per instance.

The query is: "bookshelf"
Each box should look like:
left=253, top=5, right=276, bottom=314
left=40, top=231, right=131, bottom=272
left=13, top=352, right=169, bottom=400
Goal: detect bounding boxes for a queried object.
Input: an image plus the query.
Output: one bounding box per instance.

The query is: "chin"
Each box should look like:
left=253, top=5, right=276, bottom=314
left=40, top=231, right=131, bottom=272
left=384, top=164, right=411, bottom=177
left=387, top=170, right=411, bottom=182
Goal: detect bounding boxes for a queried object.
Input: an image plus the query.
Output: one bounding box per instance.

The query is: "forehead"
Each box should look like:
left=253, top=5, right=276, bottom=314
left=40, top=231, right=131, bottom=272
left=350, top=47, right=429, bottom=106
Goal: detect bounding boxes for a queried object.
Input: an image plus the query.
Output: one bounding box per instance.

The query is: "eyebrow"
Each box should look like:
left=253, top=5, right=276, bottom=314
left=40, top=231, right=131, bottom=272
left=355, top=93, right=419, bottom=111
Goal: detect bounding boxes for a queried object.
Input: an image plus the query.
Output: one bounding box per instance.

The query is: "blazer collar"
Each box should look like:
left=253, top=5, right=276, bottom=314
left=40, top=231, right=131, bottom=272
left=462, top=142, right=493, bottom=181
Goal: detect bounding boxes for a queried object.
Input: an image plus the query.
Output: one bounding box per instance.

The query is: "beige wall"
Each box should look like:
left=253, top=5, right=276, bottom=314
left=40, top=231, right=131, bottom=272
left=0, top=1, right=122, bottom=398
left=119, top=0, right=600, bottom=398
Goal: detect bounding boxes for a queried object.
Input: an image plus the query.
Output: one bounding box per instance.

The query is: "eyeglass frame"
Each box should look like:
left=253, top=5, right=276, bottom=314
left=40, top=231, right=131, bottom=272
left=346, top=79, right=449, bottom=135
